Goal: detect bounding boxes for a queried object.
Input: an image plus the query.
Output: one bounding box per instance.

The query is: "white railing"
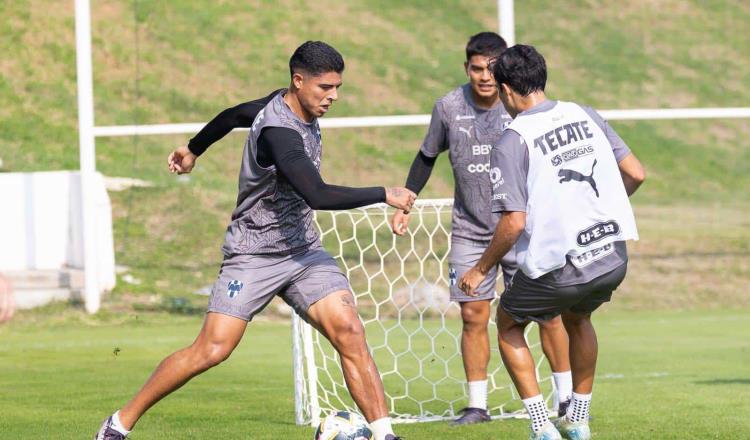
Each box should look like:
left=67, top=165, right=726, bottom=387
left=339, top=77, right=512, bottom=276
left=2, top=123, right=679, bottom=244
left=91, top=107, right=750, bottom=138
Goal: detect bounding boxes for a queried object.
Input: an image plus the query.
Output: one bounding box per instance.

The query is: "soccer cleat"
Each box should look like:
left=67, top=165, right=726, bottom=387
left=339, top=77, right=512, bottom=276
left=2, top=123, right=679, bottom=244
left=450, top=407, right=491, bottom=426
left=93, top=416, right=128, bottom=440
left=384, top=435, right=403, bottom=440
left=557, top=399, right=570, bottom=418
left=529, top=422, right=563, bottom=440
left=553, top=416, right=591, bottom=440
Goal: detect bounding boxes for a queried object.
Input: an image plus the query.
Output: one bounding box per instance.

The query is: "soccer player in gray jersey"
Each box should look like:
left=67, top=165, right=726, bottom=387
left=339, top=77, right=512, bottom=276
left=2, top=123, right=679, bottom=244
left=94, top=41, right=412, bottom=440
left=390, top=32, right=572, bottom=425
left=459, top=45, right=645, bottom=440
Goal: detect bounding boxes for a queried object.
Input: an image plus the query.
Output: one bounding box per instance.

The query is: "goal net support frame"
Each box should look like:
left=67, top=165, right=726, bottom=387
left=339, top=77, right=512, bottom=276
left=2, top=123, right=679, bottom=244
left=292, top=199, right=555, bottom=426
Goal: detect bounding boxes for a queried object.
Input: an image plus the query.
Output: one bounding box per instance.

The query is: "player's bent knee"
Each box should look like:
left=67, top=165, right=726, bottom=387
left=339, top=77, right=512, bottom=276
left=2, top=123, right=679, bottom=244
left=338, top=320, right=366, bottom=340
left=193, top=342, right=234, bottom=370
left=330, top=321, right=367, bottom=351
left=462, top=318, right=488, bottom=333
left=460, top=302, right=490, bottom=327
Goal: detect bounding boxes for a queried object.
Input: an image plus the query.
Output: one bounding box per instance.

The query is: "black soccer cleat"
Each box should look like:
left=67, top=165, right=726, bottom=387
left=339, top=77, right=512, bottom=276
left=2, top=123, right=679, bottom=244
left=384, top=435, right=403, bottom=440
left=93, top=416, right=127, bottom=440
left=450, top=407, right=491, bottom=426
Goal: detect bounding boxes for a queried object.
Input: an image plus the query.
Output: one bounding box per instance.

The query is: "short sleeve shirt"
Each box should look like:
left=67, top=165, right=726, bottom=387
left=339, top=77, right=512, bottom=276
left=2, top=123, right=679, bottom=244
left=421, top=84, right=513, bottom=244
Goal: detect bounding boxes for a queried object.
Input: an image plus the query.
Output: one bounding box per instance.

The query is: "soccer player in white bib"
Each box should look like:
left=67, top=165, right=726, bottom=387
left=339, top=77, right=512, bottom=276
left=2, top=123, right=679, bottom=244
left=390, top=33, right=573, bottom=425
left=459, top=45, right=645, bottom=439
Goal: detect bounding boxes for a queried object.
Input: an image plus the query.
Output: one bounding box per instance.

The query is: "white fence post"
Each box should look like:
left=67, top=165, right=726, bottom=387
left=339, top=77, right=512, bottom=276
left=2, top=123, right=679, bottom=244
left=74, top=0, right=100, bottom=314
left=498, top=0, right=515, bottom=46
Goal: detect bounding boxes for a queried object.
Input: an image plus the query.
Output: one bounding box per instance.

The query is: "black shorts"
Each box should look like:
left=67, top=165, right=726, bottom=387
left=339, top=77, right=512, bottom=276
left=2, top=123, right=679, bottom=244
left=500, top=262, right=627, bottom=323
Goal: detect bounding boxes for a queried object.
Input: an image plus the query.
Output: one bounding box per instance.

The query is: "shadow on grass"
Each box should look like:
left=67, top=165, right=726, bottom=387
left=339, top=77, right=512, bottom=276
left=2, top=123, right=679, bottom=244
left=694, top=378, right=750, bottom=385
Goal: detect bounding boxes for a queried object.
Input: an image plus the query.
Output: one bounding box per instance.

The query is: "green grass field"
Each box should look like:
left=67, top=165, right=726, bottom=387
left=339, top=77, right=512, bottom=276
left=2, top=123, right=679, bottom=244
left=1, top=309, right=749, bottom=439
left=2, top=0, right=750, bottom=438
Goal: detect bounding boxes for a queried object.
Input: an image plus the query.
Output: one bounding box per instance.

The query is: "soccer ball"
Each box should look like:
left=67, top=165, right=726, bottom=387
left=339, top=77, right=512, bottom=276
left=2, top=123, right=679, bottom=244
left=314, top=411, right=373, bottom=440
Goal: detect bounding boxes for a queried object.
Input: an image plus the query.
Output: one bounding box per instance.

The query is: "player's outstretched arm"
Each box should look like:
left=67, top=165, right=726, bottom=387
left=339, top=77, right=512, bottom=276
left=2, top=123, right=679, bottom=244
left=262, top=127, right=411, bottom=211
left=167, top=89, right=282, bottom=175
left=391, top=151, right=437, bottom=235
left=390, top=102, right=445, bottom=235
left=618, top=153, right=646, bottom=196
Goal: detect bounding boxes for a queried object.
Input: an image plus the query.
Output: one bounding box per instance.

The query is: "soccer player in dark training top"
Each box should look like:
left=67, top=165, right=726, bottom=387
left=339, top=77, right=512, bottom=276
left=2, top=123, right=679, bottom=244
left=460, top=44, right=645, bottom=440
left=95, top=41, right=412, bottom=440
left=390, top=32, right=573, bottom=425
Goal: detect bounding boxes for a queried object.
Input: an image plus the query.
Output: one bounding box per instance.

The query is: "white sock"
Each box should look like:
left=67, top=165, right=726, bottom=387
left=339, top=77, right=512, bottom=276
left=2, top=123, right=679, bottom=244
left=566, top=392, right=592, bottom=423
left=467, top=379, right=488, bottom=410
left=370, top=417, right=394, bottom=440
left=552, top=371, right=573, bottom=404
left=521, top=394, right=549, bottom=433
left=110, top=411, right=131, bottom=436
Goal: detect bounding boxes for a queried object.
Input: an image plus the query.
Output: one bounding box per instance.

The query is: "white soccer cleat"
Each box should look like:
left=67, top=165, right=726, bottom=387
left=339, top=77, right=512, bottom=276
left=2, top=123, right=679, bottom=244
left=553, top=416, right=591, bottom=440
left=529, top=421, right=563, bottom=440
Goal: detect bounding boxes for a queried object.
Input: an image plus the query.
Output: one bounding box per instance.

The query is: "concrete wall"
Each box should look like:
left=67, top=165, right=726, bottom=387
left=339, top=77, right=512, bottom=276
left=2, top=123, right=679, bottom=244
left=0, top=171, right=116, bottom=292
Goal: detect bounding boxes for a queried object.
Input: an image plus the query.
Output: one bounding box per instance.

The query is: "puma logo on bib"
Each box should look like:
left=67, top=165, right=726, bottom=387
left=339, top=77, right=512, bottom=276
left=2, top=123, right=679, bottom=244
left=558, top=159, right=599, bottom=197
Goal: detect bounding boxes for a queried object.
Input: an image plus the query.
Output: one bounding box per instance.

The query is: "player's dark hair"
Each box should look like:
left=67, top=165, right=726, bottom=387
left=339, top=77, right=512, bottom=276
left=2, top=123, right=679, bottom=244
left=289, top=41, right=345, bottom=77
left=465, top=32, right=507, bottom=60
left=491, top=44, right=547, bottom=96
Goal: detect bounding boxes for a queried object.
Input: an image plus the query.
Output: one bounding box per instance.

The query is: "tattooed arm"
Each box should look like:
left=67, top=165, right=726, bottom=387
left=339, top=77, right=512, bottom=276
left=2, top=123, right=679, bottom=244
left=385, top=187, right=417, bottom=213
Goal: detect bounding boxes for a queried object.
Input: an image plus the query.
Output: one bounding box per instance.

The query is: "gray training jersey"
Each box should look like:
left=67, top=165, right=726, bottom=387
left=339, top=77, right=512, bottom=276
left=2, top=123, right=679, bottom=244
left=421, top=84, right=513, bottom=244
left=221, top=91, right=322, bottom=256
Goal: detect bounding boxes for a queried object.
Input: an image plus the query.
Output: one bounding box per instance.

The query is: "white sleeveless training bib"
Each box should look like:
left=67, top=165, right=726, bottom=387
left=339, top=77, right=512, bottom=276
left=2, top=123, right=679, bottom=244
left=508, top=101, right=638, bottom=279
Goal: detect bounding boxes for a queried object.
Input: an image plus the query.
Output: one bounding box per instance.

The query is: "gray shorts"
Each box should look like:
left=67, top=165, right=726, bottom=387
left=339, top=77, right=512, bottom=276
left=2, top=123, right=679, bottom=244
left=448, top=239, right=518, bottom=303
left=207, top=245, right=350, bottom=323
left=500, top=262, right=628, bottom=323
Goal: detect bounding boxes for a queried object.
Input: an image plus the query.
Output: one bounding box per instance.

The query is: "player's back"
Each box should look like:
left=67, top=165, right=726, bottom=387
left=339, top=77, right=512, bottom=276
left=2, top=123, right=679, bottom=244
left=507, top=100, right=638, bottom=278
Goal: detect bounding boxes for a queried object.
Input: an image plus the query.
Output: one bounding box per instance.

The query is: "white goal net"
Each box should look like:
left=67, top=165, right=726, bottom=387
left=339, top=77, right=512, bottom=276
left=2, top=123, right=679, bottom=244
left=292, top=199, right=555, bottom=425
